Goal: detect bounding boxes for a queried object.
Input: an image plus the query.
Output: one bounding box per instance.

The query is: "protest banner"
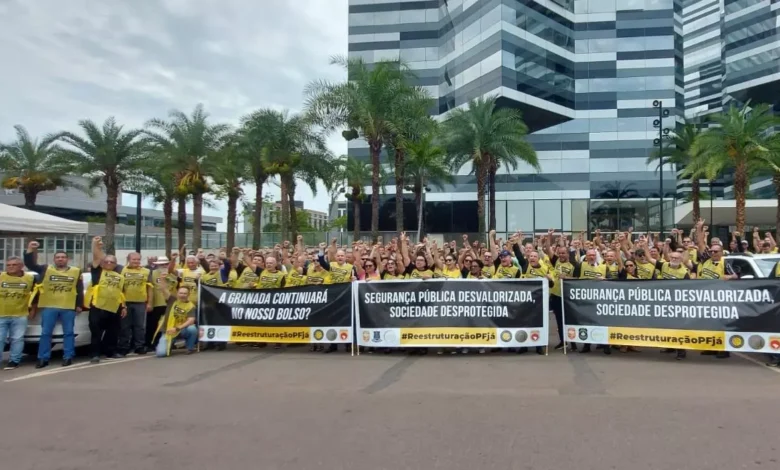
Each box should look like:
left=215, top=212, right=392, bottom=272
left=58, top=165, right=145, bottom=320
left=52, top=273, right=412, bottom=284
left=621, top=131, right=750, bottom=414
left=562, top=279, right=780, bottom=352
left=198, top=284, right=353, bottom=344
left=355, top=279, right=548, bottom=348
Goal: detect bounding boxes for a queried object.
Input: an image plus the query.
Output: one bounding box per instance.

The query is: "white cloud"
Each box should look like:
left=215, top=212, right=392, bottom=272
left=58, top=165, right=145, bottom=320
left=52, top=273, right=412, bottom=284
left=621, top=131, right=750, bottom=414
left=0, top=0, right=349, bottom=228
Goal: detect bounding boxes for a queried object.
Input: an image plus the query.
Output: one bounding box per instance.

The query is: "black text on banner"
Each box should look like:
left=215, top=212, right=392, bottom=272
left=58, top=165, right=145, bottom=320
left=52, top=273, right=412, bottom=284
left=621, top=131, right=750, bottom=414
left=355, top=279, right=548, bottom=348
left=199, top=284, right=353, bottom=344
left=562, top=279, right=780, bottom=352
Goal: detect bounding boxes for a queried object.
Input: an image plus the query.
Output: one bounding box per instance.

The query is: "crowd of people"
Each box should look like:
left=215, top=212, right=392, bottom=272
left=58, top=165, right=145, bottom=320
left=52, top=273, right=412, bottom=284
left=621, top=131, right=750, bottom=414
left=0, top=219, right=778, bottom=371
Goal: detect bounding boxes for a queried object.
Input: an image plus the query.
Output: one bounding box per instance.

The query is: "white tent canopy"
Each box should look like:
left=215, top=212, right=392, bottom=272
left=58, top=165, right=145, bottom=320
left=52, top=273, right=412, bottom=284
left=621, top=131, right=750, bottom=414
left=0, top=203, right=88, bottom=234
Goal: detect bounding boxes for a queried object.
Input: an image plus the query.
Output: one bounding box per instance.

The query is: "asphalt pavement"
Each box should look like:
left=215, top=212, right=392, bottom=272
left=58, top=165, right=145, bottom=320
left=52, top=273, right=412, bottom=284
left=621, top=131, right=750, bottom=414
left=1, top=345, right=779, bottom=470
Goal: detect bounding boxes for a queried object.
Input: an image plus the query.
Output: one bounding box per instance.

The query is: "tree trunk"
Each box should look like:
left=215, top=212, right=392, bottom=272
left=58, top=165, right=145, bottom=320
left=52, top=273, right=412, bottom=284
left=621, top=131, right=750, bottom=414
left=177, top=195, right=187, bottom=250
left=352, top=190, right=361, bottom=243
left=369, top=139, right=382, bottom=242
left=192, top=192, right=203, bottom=250
left=23, top=190, right=36, bottom=210
left=734, top=159, right=747, bottom=234
left=488, top=157, right=497, bottom=231
left=279, top=176, right=289, bottom=241
left=226, top=191, right=237, bottom=251
left=394, top=148, right=405, bottom=235
left=476, top=162, right=487, bottom=237
left=413, top=184, right=423, bottom=238
left=252, top=182, right=263, bottom=249
left=288, top=178, right=299, bottom=241
left=105, top=182, right=118, bottom=255
left=163, top=195, right=173, bottom=257
left=774, top=174, right=780, bottom=237
left=691, top=179, right=701, bottom=224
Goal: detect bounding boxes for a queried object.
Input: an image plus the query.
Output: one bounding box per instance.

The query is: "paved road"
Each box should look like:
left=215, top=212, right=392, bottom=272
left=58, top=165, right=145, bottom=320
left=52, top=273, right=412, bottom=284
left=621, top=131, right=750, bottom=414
left=1, top=346, right=779, bottom=470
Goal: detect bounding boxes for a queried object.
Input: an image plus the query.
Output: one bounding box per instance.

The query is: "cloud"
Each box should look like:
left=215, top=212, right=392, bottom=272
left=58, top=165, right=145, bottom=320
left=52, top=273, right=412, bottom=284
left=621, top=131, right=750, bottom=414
left=0, top=0, right=348, bottom=224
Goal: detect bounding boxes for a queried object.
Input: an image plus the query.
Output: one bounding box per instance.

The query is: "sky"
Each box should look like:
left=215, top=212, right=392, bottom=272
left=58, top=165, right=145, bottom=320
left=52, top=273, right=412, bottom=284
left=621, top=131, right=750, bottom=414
left=0, top=0, right=349, bottom=230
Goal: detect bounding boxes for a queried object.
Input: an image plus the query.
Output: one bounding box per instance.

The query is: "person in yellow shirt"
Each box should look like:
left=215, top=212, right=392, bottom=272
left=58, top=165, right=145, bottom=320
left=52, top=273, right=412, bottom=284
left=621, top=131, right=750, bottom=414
left=88, top=237, right=129, bottom=363
left=154, top=278, right=197, bottom=357
left=24, top=240, right=84, bottom=369
left=147, top=256, right=178, bottom=349
left=0, top=256, right=36, bottom=369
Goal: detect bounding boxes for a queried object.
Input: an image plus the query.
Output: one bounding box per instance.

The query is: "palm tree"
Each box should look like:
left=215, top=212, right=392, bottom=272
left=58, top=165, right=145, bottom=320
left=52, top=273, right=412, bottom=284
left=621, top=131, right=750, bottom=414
left=208, top=135, right=247, bottom=251
left=145, top=104, right=230, bottom=249
left=305, top=56, right=417, bottom=241
left=130, top=153, right=177, bottom=255
left=257, top=109, right=332, bottom=241
left=0, top=125, right=74, bottom=209
left=339, top=156, right=373, bottom=242
left=238, top=109, right=275, bottom=248
left=648, top=122, right=706, bottom=222
left=756, top=134, right=780, bottom=236
left=403, top=134, right=454, bottom=237
left=690, top=102, right=780, bottom=233
left=442, top=96, right=539, bottom=235
left=56, top=118, right=147, bottom=254
left=385, top=88, right=434, bottom=233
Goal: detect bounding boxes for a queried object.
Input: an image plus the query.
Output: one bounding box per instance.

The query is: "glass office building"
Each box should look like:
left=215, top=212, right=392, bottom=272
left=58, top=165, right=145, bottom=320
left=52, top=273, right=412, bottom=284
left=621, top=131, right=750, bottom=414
left=347, top=0, right=778, bottom=235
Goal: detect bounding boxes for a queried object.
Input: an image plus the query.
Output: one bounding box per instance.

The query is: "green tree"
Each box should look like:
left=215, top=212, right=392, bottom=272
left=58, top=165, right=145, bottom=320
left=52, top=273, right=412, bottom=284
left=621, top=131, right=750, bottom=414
left=335, top=156, right=373, bottom=241
left=305, top=56, right=416, bottom=241
left=129, top=149, right=178, bottom=256
left=238, top=110, right=276, bottom=249
left=256, top=109, right=331, bottom=241
left=209, top=134, right=248, bottom=251
left=145, top=104, right=230, bottom=250
left=648, top=122, right=706, bottom=223
left=442, top=96, right=539, bottom=235
left=690, top=102, right=780, bottom=233
left=756, top=134, right=780, bottom=236
left=56, top=118, right=147, bottom=254
left=385, top=89, right=434, bottom=233
left=402, top=133, right=454, bottom=237
left=0, top=125, right=74, bottom=209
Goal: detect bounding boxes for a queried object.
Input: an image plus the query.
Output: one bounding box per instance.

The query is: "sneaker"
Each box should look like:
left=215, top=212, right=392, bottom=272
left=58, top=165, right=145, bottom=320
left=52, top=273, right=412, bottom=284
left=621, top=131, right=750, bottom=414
left=61, top=359, right=73, bottom=367
left=478, top=348, right=486, bottom=354
left=186, top=349, right=196, bottom=355
left=603, top=346, right=611, bottom=355
left=108, top=353, right=125, bottom=360
left=4, top=361, right=19, bottom=370
left=570, top=343, right=578, bottom=352
left=554, top=342, right=565, bottom=350
left=35, top=360, right=49, bottom=369
left=716, top=352, right=730, bottom=359
left=89, top=357, right=100, bottom=364
left=134, top=347, right=147, bottom=355
left=536, top=346, right=545, bottom=355
left=216, top=343, right=226, bottom=351
left=660, top=348, right=675, bottom=354
left=516, top=347, right=528, bottom=355
left=460, top=348, right=469, bottom=354
left=765, top=361, right=780, bottom=368
left=436, top=349, right=444, bottom=355
left=676, top=350, right=686, bottom=361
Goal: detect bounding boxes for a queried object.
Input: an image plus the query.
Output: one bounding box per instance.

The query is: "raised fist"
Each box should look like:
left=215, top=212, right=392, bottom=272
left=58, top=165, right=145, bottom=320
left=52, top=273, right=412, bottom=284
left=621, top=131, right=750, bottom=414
left=319, top=242, right=326, bottom=250
left=297, top=235, right=303, bottom=241
left=28, top=241, right=40, bottom=251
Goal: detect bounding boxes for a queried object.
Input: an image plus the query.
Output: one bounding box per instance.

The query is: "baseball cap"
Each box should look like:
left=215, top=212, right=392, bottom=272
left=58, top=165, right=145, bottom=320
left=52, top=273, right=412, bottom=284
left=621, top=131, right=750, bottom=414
left=499, top=250, right=512, bottom=257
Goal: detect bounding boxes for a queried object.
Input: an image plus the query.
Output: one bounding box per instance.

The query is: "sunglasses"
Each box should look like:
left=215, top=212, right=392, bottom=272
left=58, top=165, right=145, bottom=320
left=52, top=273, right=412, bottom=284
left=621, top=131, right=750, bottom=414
left=445, top=258, right=455, bottom=262
left=708, top=250, right=722, bottom=253
left=625, top=264, right=635, bottom=268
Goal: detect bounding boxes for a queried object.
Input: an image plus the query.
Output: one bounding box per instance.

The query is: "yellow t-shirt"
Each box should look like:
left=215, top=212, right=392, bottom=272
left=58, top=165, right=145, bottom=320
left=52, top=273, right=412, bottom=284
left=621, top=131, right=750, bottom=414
left=329, top=262, right=354, bottom=283
left=256, top=269, right=284, bottom=289
left=39, top=265, right=81, bottom=309
left=494, top=265, right=520, bottom=279
left=121, top=266, right=150, bottom=303
left=0, top=272, right=35, bottom=316
left=92, top=269, right=125, bottom=313
left=579, top=263, right=607, bottom=279
left=152, top=270, right=178, bottom=308
left=306, top=269, right=332, bottom=285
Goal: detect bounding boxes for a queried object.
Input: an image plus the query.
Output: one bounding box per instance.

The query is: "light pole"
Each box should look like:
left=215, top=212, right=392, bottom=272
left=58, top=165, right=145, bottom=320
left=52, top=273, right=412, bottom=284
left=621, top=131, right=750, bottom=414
left=123, top=190, right=143, bottom=254
left=653, top=100, right=671, bottom=236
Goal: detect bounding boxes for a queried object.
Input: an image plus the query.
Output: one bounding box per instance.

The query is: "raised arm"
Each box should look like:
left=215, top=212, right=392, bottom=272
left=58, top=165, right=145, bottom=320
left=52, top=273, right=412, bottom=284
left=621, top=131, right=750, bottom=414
left=400, top=232, right=411, bottom=268
left=24, top=241, right=46, bottom=275
left=91, top=236, right=104, bottom=268
left=696, top=218, right=707, bottom=254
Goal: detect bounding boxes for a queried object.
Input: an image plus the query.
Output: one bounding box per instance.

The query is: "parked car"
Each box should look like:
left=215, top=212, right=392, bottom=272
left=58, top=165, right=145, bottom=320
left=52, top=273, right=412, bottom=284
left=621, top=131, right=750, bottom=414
left=725, top=253, right=780, bottom=279
left=23, top=272, right=92, bottom=355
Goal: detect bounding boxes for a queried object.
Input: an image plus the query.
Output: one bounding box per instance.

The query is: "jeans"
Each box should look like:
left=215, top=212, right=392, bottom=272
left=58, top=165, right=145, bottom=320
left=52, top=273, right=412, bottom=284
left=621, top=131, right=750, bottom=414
left=155, top=325, right=198, bottom=357
left=88, top=307, right=121, bottom=358
left=0, top=316, right=28, bottom=363
left=118, top=302, right=147, bottom=353
left=38, top=308, right=76, bottom=361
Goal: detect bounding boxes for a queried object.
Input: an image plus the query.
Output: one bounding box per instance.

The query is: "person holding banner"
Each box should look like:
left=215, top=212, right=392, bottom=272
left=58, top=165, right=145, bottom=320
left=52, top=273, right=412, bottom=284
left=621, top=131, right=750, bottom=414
left=549, top=245, right=578, bottom=351
left=319, top=241, right=355, bottom=353
left=153, top=278, right=197, bottom=357
left=148, top=257, right=177, bottom=350
left=199, top=255, right=232, bottom=352
left=230, top=248, right=263, bottom=289
left=575, top=249, right=611, bottom=354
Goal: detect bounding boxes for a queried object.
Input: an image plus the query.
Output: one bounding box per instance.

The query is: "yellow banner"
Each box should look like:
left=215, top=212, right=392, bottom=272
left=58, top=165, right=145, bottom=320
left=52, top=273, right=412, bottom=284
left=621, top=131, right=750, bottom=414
left=230, top=327, right=310, bottom=343
left=399, top=328, right=496, bottom=345
left=607, top=327, right=725, bottom=350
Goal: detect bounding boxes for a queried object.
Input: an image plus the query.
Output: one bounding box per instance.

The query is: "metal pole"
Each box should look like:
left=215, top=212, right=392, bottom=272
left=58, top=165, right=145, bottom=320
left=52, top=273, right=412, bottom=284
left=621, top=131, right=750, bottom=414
left=135, top=192, right=142, bottom=254
left=658, top=104, right=664, bottom=237
left=417, top=180, right=425, bottom=242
